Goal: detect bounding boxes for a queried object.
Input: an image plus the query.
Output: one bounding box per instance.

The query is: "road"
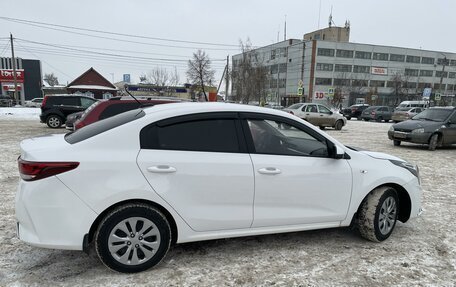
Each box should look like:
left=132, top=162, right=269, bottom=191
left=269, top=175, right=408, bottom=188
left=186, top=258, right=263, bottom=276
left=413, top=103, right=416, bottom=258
left=0, top=119, right=455, bottom=286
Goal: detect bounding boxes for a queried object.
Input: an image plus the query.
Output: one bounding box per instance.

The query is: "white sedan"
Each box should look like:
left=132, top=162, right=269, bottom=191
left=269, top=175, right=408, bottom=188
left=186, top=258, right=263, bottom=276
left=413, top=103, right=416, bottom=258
left=24, top=97, right=43, bottom=108
left=16, top=102, right=422, bottom=273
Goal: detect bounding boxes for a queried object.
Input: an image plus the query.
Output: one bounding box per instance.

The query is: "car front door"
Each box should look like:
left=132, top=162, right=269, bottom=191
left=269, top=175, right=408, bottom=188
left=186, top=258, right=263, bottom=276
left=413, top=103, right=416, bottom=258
left=241, top=113, right=352, bottom=227
left=317, top=104, right=334, bottom=126
left=137, top=113, right=255, bottom=232
left=442, top=111, right=456, bottom=144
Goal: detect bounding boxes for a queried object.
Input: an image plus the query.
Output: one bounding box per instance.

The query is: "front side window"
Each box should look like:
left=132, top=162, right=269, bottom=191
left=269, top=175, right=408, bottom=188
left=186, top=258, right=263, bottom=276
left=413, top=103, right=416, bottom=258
left=247, top=119, right=329, bottom=157
left=318, top=105, right=331, bottom=114
left=142, top=118, right=240, bottom=153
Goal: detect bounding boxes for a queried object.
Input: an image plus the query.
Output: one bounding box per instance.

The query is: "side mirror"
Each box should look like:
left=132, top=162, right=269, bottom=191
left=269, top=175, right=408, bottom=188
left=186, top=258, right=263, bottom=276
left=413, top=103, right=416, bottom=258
left=335, top=145, right=345, bottom=159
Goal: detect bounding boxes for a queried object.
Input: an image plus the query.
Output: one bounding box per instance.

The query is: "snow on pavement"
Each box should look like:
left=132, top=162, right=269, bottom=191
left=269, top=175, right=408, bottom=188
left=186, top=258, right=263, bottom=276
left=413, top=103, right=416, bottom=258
left=0, top=107, right=40, bottom=120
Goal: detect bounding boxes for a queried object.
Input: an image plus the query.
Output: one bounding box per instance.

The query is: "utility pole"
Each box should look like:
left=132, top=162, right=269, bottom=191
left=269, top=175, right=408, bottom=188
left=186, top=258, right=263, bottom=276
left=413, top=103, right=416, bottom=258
left=10, top=33, right=22, bottom=105
left=225, top=55, right=229, bottom=101
left=438, top=56, right=447, bottom=106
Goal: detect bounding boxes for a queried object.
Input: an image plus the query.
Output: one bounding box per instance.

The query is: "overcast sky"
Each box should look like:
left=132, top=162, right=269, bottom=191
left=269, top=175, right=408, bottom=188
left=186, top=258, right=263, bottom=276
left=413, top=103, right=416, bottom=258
left=1, top=0, right=454, bottom=87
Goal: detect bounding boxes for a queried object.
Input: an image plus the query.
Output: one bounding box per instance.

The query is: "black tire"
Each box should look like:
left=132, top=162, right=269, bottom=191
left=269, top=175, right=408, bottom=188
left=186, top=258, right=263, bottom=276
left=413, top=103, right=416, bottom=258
left=346, top=116, right=351, bottom=120
left=334, top=120, right=343, bottom=130
left=376, top=116, right=383, bottom=122
left=95, top=203, right=171, bottom=273
left=428, top=133, right=439, bottom=151
left=357, top=187, right=398, bottom=242
left=319, top=126, right=325, bottom=130
left=363, top=118, right=369, bottom=121
left=393, top=140, right=401, bottom=146
left=46, top=115, right=63, bottom=128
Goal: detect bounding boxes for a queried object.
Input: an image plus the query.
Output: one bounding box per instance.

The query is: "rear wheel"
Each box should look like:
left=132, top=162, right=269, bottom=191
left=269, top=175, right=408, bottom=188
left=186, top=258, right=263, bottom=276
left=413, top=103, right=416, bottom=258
left=376, top=116, right=383, bottom=122
left=334, top=120, right=343, bottom=130
left=95, top=203, right=171, bottom=273
left=393, top=140, right=401, bottom=146
left=357, top=187, right=398, bottom=242
left=346, top=116, right=351, bottom=120
left=428, top=133, right=439, bottom=151
left=46, top=115, right=63, bottom=128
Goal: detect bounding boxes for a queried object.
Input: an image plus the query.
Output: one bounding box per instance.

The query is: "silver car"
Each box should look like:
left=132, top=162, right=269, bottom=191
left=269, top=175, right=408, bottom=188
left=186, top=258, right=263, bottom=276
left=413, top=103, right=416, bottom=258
left=284, top=103, right=347, bottom=130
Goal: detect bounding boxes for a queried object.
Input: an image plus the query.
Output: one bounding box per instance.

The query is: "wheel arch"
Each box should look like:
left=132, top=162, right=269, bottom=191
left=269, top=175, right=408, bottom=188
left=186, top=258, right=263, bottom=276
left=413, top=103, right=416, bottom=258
left=429, top=132, right=443, bottom=144
left=352, top=183, right=411, bottom=225
left=87, top=199, right=178, bottom=246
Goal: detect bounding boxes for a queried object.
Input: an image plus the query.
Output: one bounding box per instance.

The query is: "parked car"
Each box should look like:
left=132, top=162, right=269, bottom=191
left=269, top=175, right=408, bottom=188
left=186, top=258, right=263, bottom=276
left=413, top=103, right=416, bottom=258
left=361, top=106, right=394, bottom=122
left=283, top=103, right=347, bottom=130
left=17, top=103, right=422, bottom=273
left=39, top=95, right=98, bottom=128
left=391, top=107, right=425, bottom=123
left=73, top=97, right=182, bottom=130
left=0, top=95, right=14, bottom=107
left=388, top=106, right=456, bottom=150
left=24, top=97, right=44, bottom=108
left=65, top=111, right=84, bottom=130
left=341, top=104, right=370, bottom=120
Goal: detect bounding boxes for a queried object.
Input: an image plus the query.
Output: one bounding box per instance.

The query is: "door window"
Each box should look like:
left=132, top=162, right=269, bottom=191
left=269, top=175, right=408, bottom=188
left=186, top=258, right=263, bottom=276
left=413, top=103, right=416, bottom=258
left=318, top=105, right=331, bottom=114
left=142, top=118, right=240, bottom=153
left=304, top=104, right=318, bottom=113
left=80, top=97, right=96, bottom=108
left=60, top=97, right=79, bottom=106
left=247, top=119, right=329, bottom=157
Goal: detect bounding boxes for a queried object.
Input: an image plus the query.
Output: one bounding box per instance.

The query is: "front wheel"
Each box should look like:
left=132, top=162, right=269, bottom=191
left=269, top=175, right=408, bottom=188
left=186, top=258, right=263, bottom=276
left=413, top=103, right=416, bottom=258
left=95, top=204, right=171, bottom=273
left=393, top=140, right=401, bottom=146
left=428, top=133, right=439, bottom=151
left=357, top=187, right=398, bottom=242
left=334, top=120, right=343, bottom=130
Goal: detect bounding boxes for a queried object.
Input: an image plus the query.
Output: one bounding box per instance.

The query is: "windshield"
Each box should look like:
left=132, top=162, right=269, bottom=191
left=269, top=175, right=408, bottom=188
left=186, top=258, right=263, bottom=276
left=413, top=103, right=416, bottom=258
left=412, top=109, right=452, bottom=122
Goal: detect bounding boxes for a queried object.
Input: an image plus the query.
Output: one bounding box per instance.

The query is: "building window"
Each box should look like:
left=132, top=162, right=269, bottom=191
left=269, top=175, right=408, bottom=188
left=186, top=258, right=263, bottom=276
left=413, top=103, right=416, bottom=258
left=314, top=34, right=321, bottom=40
left=404, top=69, right=419, bottom=76
left=316, top=63, right=333, bottom=71
left=447, top=84, right=454, bottom=91
left=418, top=82, right=432, bottom=89
left=373, top=53, right=389, bottom=61
left=405, top=82, right=417, bottom=89
left=450, top=60, right=456, bottom=66
left=279, top=78, right=286, bottom=88
left=420, top=70, right=433, bottom=77
left=333, top=78, right=351, bottom=86
left=352, top=80, right=368, bottom=87
left=370, top=80, right=385, bottom=88
left=317, top=48, right=335, bottom=57
left=270, top=64, right=278, bottom=74
left=336, top=49, right=354, bottom=58
left=315, top=78, right=332, bottom=85
left=355, top=51, right=372, bottom=59
left=270, top=50, right=276, bottom=60
left=437, top=58, right=450, bottom=65
left=435, top=71, right=448, bottom=78
left=390, top=54, right=405, bottom=62
left=270, top=79, right=277, bottom=88
left=406, top=55, right=421, bottom=63
left=449, top=72, right=456, bottom=78
left=434, top=83, right=446, bottom=90
left=353, top=65, right=370, bottom=73
left=279, top=63, right=287, bottom=73
left=421, top=57, right=435, bottom=65
left=334, top=64, right=352, bottom=72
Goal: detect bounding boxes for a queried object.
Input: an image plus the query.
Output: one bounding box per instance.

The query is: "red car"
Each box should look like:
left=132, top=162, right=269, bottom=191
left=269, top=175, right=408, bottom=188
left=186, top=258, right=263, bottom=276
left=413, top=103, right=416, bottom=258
left=73, top=97, right=181, bottom=130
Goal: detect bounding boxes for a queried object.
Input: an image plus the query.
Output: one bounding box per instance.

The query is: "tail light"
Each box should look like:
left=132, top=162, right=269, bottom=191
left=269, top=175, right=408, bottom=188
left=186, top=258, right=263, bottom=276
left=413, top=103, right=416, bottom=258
left=41, top=96, right=48, bottom=107
left=289, top=111, right=294, bottom=115
left=18, top=157, right=79, bottom=181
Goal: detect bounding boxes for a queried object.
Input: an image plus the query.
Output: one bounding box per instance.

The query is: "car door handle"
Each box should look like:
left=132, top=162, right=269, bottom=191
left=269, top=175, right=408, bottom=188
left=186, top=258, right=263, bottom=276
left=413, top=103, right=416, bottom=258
left=258, top=167, right=281, bottom=175
left=147, top=165, right=177, bottom=173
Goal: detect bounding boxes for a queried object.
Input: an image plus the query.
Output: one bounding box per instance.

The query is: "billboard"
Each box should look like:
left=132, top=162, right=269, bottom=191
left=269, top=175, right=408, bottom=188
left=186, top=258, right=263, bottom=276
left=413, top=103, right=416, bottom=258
left=371, top=67, right=388, bottom=75
left=0, top=69, right=25, bottom=82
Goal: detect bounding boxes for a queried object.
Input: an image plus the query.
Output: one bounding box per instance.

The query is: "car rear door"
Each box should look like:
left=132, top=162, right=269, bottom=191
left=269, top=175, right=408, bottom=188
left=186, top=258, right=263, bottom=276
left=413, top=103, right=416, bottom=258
left=241, top=113, right=352, bottom=227
left=302, top=104, right=319, bottom=125
left=442, top=111, right=456, bottom=144
left=136, top=113, right=255, bottom=232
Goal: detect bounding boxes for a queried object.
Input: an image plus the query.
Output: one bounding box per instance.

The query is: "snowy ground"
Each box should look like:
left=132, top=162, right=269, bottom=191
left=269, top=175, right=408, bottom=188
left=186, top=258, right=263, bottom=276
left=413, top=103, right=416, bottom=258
left=0, top=107, right=40, bottom=120
left=0, top=119, right=455, bottom=286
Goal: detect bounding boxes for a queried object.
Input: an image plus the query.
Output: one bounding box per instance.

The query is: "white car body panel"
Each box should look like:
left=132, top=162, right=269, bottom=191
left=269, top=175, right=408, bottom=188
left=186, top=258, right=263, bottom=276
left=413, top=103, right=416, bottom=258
left=16, top=102, right=422, bottom=250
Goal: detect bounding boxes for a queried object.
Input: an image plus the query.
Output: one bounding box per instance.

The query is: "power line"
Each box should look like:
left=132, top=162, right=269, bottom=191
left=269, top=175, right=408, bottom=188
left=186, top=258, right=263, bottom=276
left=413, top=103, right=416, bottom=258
left=0, top=16, right=240, bottom=47
left=0, top=39, right=10, bottom=56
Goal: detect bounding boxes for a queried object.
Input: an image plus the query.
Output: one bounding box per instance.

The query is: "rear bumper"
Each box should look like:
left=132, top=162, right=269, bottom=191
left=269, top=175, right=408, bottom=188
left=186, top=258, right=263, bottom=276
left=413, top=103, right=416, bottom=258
left=15, top=176, right=98, bottom=250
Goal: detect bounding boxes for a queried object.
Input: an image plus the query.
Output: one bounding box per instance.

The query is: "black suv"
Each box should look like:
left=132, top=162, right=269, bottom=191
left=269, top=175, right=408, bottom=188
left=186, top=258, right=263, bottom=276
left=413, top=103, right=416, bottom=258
left=341, top=104, right=370, bottom=120
left=40, top=95, right=98, bottom=128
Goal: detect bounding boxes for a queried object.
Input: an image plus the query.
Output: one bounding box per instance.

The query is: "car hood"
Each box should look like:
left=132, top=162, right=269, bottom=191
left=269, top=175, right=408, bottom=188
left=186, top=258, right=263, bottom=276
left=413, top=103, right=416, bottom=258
left=358, top=150, right=404, bottom=162
left=393, top=119, right=442, bottom=130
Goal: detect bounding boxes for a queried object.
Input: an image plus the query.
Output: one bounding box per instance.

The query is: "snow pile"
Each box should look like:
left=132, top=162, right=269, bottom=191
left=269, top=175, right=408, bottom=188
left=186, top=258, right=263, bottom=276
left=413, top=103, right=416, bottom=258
left=0, top=107, right=40, bottom=120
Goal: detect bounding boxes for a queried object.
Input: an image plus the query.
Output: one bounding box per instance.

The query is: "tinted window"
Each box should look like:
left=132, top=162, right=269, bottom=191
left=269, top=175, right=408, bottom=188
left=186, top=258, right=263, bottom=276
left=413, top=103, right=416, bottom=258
left=247, top=119, right=328, bottom=157
left=60, top=97, right=80, bottom=106
left=65, top=109, right=145, bottom=144
left=99, top=103, right=141, bottom=120
left=142, top=119, right=240, bottom=153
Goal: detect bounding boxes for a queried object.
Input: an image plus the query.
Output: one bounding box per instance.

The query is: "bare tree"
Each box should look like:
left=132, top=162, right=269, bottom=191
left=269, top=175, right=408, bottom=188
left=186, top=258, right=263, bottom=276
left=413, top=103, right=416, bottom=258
left=140, top=67, right=181, bottom=96
left=44, top=73, right=59, bottom=86
left=231, top=39, right=269, bottom=104
left=187, top=50, right=215, bottom=101
left=389, top=71, right=410, bottom=105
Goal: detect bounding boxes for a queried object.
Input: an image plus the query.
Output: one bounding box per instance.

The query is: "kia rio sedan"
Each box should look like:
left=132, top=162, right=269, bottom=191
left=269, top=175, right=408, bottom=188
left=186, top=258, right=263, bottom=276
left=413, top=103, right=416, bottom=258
left=16, top=103, right=422, bottom=273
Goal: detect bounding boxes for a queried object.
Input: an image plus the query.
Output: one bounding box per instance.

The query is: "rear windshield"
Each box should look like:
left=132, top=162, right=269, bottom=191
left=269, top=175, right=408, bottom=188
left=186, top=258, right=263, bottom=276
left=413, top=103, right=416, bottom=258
left=65, top=109, right=145, bottom=144
left=288, top=103, right=303, bottom=109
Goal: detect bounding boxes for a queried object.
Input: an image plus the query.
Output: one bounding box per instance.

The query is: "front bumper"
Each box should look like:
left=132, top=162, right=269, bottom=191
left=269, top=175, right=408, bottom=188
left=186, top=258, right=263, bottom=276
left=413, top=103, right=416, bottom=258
left=403, top=178, right=423, bottom=220
left=388, top=130, right=431, bottom=144
left=15, top=176, right=98, bottom=250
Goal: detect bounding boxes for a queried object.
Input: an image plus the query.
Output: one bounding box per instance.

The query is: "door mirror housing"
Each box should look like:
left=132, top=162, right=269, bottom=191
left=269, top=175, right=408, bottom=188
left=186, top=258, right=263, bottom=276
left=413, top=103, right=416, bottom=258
left=335, top=145, right=346, bottom=159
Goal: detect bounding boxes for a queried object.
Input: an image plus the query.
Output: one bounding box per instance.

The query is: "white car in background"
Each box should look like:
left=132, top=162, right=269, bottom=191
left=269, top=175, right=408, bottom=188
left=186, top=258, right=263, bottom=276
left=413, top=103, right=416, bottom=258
left=16, top=103, right=422, bottom=273
left=24, top=97, right=43, bottom=108
left=284, top=102, right=347, bottom=130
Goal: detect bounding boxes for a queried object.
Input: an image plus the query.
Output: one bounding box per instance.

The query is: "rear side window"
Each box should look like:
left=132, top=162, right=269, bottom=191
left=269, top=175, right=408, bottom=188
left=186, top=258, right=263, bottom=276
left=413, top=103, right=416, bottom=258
left=65, top=109, right=145, bottom=144
left=141, top=119, right=240, bottom=153
left=99, top=103, right=141, bottom=120
left=60, top=97, right=80, bottom=106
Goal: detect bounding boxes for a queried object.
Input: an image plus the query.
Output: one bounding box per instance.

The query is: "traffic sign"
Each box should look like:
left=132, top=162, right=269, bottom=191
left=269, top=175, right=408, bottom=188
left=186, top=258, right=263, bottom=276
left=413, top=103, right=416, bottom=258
left=328, top=87, right=334, bottom=96
left=297, top=87, right=303, bottom=96
left=435, top=93, right=441, bottom=101
left=423, top=88, right=432, bottom=98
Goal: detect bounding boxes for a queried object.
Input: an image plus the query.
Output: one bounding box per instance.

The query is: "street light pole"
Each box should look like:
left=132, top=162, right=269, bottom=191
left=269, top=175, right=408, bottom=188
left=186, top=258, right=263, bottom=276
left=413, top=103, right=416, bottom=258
left=438, top=56, right=447, bottom=106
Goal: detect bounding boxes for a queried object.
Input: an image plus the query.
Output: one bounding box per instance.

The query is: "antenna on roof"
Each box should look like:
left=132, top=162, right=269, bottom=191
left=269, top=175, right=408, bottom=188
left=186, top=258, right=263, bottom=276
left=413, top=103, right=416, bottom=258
left=123, top=84, right=142, bottom=106
left=329, top=6, right=336, bottom=27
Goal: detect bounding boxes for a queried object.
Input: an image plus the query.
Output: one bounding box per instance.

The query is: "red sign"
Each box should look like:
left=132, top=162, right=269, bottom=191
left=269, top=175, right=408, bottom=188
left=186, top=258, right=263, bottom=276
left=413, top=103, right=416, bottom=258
left=371, top=67, right=388, bottom=75
left=0, top=69, right=25, bottom=82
